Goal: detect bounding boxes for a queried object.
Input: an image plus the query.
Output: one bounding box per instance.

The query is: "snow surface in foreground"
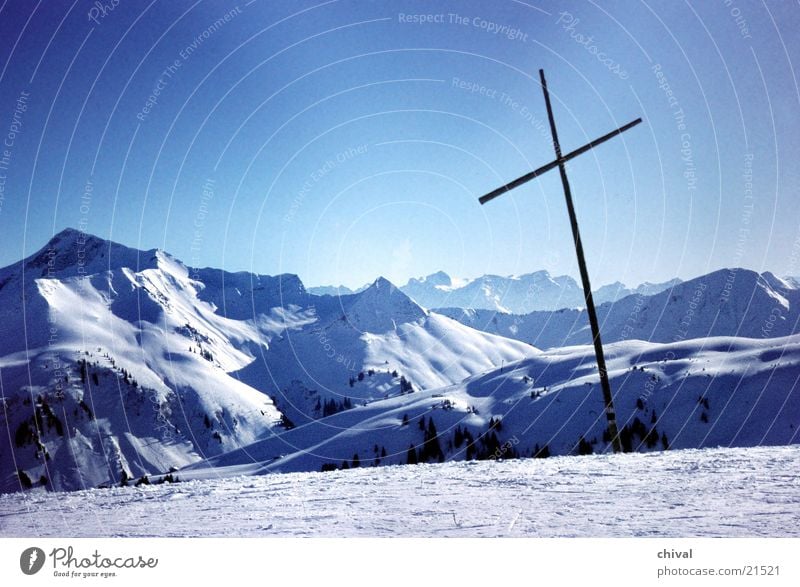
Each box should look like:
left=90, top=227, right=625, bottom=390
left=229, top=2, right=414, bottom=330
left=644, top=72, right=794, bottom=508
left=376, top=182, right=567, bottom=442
left=1, top=445, right=798, bottom=537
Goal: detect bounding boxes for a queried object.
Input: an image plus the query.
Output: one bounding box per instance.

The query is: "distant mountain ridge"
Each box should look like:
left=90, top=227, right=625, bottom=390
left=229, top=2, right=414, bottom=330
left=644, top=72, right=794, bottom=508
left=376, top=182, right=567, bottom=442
left=310, top=270, right=683, bottom=313
left=440, top=268, right=800, bottom=349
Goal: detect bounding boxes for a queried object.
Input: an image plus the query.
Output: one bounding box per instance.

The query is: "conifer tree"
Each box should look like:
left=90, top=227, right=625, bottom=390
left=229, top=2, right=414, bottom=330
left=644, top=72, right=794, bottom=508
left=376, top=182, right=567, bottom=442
left=406, top=444, right=418, bottom=465
left=17, top=469, right=33, bottom=489
left=454, top=426, right=464, bottom=448
left=577, top=436, right=593, bottom=455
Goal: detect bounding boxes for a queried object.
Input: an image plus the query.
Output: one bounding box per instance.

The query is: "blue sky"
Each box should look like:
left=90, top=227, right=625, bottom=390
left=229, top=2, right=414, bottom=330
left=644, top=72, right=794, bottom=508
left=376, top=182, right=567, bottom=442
left=0, top=0, right=798, bottom=289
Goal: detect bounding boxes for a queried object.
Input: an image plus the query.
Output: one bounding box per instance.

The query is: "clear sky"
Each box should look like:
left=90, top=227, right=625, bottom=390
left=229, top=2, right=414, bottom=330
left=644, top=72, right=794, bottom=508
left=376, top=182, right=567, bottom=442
left=0, top=0, right=798, bottom=289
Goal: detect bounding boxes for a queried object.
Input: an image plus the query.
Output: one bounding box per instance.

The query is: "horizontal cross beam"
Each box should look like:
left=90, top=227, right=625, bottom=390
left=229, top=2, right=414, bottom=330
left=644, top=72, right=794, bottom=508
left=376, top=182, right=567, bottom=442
left=475, top=69, right=643, bottom=454
left=478, top=117, right=642, bottom=205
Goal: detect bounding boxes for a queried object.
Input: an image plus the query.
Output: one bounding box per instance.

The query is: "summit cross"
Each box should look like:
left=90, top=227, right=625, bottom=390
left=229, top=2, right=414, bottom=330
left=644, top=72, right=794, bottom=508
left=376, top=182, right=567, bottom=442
left=478, top=69, right=642, bottom=453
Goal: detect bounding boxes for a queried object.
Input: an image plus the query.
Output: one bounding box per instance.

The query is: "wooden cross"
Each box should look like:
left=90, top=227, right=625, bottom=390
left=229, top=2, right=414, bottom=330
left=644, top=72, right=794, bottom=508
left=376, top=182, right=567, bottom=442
left=479, top=69, right=642, bottom=453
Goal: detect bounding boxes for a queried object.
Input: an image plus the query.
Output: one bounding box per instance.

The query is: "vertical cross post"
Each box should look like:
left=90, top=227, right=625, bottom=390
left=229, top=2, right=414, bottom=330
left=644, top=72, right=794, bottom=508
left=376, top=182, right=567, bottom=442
left=538, top=69, right=622, bottom=453
left=478, top=69, right=641, bottom=453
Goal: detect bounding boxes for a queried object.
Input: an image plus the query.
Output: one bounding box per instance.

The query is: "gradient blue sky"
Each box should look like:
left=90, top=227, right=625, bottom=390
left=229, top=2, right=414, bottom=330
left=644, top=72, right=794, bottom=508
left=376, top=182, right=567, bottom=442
left=0, top=0, right=798, bottom=289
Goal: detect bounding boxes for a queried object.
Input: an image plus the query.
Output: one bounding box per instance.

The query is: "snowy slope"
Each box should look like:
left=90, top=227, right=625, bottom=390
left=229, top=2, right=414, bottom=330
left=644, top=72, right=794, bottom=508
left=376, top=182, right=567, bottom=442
left=230, top=276, right=537, bottom=426
left=0, top=230, right=285, bottom=492
left=180, top=333, right=799, bottom=479
left=440, top=268, right=800, bottom=348
left=0, top=230, right=535, bottom=493
left=2, top=445, right=798, bottom=537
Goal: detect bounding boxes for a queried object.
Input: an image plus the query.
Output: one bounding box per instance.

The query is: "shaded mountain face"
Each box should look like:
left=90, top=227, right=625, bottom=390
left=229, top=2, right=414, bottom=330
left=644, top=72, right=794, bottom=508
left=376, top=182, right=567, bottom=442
left=439, top=268, right=800, bottom=349
left=593, top=278, right=683, bottom=304
left=0, top=230, right=535, bottom=492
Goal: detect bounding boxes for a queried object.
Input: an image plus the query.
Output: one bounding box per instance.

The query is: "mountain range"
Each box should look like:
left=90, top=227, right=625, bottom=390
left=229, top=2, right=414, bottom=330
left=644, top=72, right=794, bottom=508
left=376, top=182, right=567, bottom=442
left=309, top=270, right=683, bottom=313
left=0, top=229, right=532, bottom=492
left=440, top=268, right=800, bottom=349
left=0, top=228, right=797, bottom=493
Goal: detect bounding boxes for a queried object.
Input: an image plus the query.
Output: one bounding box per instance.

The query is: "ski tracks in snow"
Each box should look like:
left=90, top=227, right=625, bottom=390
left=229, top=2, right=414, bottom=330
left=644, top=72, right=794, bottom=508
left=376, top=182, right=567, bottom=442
left=1, top=445, right=798, bottom=537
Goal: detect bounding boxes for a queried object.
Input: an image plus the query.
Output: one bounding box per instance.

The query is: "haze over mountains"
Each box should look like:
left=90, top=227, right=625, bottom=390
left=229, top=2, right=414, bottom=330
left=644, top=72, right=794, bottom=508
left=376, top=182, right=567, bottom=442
left=0, top=228, right=797, bottom=493
left=309, top=270, right=683, bottom=313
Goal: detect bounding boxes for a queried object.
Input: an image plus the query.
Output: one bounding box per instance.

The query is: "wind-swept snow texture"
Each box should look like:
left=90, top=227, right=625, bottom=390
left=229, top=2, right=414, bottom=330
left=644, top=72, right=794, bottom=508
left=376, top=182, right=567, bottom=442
left=1, top=445, right=797, bottom=537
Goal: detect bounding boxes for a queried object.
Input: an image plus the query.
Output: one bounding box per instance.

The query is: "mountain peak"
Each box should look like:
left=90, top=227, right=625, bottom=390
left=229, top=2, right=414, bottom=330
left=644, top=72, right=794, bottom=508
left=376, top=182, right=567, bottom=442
left=372, top=276, right=395, bottom=289
left=23, top=228, right=158, bottom=278
left=406, top=271, right=452, bottom=288
left=521, top=269, right=552, bottom=279
left=424, top=270, right=452, bottom=286
left=363, top=276, right=420, bottom=306
left=47, top=227, right=105, bottom=249
left=51, top=226, right=81, bottom=239
left=342, top=276, right=427, bottom=331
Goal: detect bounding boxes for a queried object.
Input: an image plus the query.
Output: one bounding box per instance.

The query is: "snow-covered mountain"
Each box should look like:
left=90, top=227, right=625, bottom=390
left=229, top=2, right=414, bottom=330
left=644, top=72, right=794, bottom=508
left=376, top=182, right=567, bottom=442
left=439, top=268, right=800, bottom=349
left=0, top=229, right=288, bottom=492
left=178, top=333, right=800, bottom=479
left=0, top=229, right=534, bottom=492
left=230, top=275, right=536, bottom=428
left=397, top=270, right=681, bottom=313
left=594, top=278, right=684, bottom=303
left=2, top=229, right=797, bottom=494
